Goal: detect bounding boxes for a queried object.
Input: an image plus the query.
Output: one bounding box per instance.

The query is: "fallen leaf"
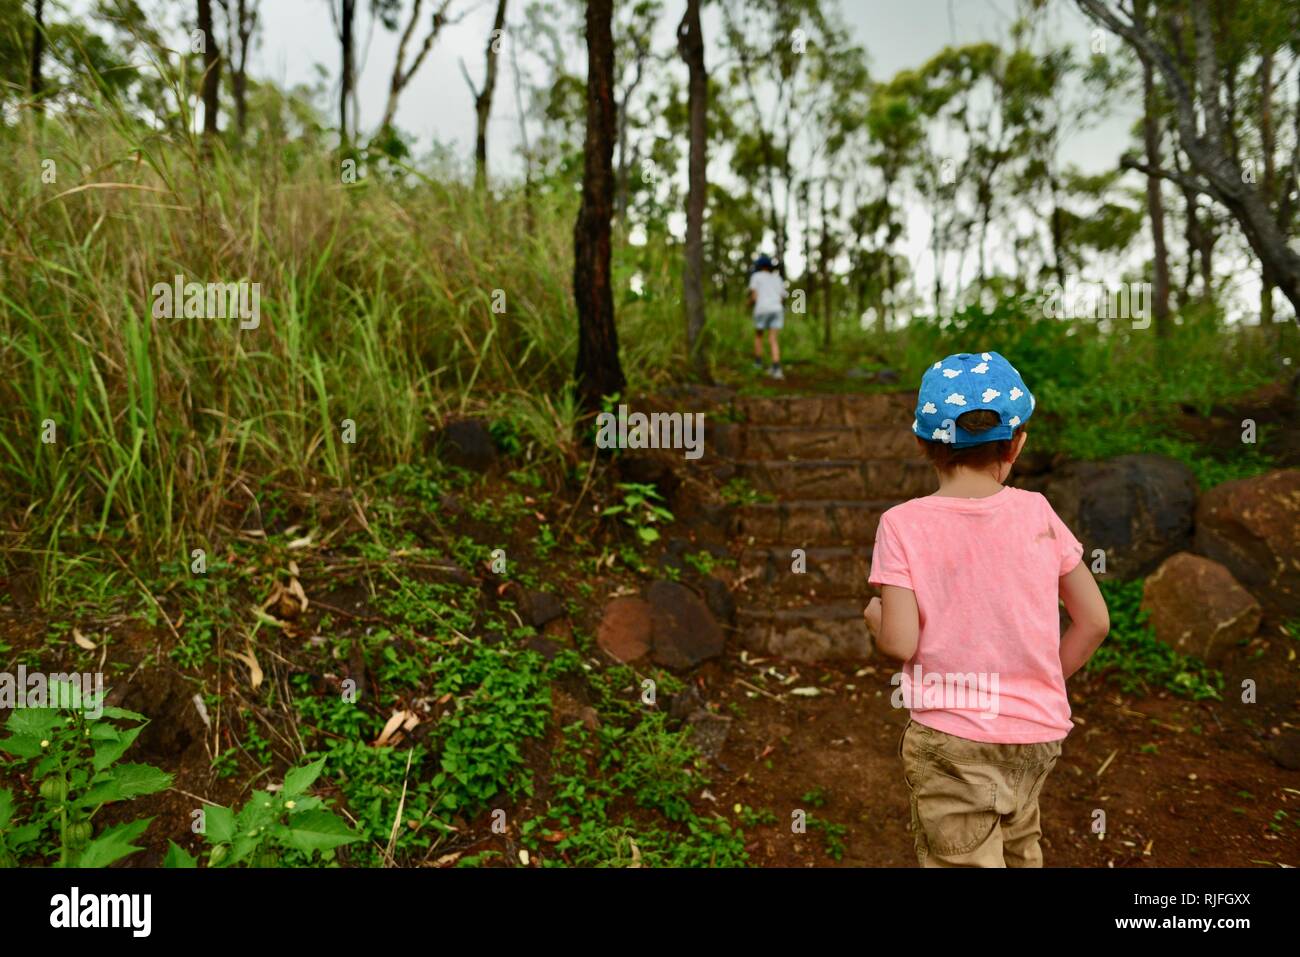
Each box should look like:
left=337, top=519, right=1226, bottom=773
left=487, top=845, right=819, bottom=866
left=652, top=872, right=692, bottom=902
left=374, top=709, right=420, bottom=747
left=72, top=628, right=97, bottom=651
left=192, top=694, right=211, bottom=729
left=230, top=648, right=263, bottom=690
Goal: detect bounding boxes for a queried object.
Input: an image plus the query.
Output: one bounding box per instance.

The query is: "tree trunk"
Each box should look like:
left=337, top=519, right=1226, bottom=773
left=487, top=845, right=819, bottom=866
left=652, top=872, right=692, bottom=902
left=677, top=0, right=708, bottom=380
left=198, top=0, right=222, bottom=140
left=1136, top=0, right=1171, bottom=334
left=29, top=0, right=44, bottom=113
left=1077, top=0, right=1300, bottom=316
left=573, top=0, right=624, bottom=412
left=472, top=0, right=508, bottom=189
left=340, top=0, right=356, bottom=145
left=1259, top=46, right=1276, bottom=325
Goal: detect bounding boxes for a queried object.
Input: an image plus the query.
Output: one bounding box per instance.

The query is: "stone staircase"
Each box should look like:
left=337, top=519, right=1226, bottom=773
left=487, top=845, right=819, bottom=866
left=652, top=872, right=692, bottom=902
left=730, top=391, right=931, bottom=662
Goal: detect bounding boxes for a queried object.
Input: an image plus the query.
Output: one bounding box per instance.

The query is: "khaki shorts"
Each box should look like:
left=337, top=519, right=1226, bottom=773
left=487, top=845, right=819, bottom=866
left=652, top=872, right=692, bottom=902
left=899, top=719, right=1062, bottom=868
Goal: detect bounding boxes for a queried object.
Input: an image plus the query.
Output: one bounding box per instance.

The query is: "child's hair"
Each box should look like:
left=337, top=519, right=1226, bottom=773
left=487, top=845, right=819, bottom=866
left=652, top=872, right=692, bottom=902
left=917, top=409, right=1026, bottom=471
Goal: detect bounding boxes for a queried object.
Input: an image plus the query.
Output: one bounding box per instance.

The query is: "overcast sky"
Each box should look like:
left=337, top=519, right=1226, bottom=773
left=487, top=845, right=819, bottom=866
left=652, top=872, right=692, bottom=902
left=99, top=0, right=1172, bottom=312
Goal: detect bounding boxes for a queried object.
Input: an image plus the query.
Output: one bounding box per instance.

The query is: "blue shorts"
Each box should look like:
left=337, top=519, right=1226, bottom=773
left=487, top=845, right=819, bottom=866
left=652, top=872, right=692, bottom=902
left=754, top=310, right=784, bottom=331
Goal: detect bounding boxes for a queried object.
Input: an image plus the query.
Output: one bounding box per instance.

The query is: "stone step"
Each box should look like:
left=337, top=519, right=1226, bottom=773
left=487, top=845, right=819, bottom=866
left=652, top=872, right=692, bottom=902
left=738, top=425, right=918, bottom=462
left=737, top=392, right=915, bottom=428
left=739, top=459, right=936, bottom=501
left=737, top=499, right=896, bottom=545
left=738, top=546, right=871, bottom=596
left=737, top=600, right=873, bottom=662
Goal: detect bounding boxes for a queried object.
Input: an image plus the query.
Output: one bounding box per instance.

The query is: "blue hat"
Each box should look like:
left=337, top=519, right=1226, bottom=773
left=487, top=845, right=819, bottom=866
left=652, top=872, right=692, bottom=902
left=754, top=254, right=774, bottom=270
left=913, top=351, right=1034, bottom=446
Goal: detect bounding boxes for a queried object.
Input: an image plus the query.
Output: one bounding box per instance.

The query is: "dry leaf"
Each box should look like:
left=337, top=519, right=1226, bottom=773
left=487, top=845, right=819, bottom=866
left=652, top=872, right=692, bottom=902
left=231, top=648, right=263, bottom=690
left=72, top=628, right=97, bottom=651
left=288, top=576, right=309, bottom=614
left=287, top=536, right=313, bottom=550
left=628, top=838, right=642, bottom=868
left=374, top=709, right=420, bottom=747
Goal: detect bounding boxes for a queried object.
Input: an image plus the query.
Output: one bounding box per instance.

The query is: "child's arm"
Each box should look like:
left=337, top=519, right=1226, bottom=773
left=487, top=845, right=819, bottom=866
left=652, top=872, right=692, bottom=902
left=864, top=586, right=920, bottom=660
left=1058, top=562, right=1109, bottom=678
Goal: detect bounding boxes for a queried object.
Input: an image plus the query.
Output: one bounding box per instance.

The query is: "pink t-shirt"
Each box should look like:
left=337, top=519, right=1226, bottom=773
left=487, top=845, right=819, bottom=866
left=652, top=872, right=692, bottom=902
left=868, top=485, right=1083, bottom=743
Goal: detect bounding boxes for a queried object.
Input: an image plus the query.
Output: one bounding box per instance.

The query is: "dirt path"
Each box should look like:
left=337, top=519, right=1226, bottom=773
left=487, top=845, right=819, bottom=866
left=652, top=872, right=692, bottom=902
left=703, top=374, right=1298, bottom=867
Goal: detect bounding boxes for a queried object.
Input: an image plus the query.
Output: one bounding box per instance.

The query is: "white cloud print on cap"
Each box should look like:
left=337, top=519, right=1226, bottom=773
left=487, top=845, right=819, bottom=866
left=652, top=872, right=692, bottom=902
left=912, top=351, right=1035, bottom=446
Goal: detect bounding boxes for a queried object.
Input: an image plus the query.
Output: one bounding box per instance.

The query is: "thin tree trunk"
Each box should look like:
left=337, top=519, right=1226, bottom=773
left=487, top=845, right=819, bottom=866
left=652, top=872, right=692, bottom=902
left=340, top=0, right=355, bottom=145
left=573, top=0, right=624, bottom=412
left=1136, top=0, right=1170, bottom=334
left=30, top=0, right=45, bottom=113
left=472, top=0, right=508, bottom=189
left=1076, top=0, right=1300, bottom=315
left=1259, top=46, right=1276, bottom=325
left=198, top=0, right=222, bottom=140
left=678, top=0, right=708, bottom=380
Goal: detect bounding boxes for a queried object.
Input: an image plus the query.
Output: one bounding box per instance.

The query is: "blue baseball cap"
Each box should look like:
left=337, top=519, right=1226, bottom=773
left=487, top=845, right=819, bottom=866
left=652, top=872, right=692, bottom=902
left=913, top=351, right=1035, bottom=446
left=753, top=254, right=774, bottom=270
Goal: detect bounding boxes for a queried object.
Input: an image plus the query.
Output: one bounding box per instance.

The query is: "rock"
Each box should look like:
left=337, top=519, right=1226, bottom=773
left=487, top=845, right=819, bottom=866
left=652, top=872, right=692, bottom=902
left=552, top=688, right=600, bottom=732
left=522, top=589, right=565, bottom=629
left=686, top=709, right=733, bottom=760
left=701, top=576, right=736, bottom=628
left=438, top=418, right=496, bottom=471
left=667, top=684, right=705, bottom=722
left=644, top=579, right=725, bottom=670
left=1268, top=731, right=1300, bottom=771
left=523, top=635, right=563, bottom=661
left=1038, top=454, right=1196, bottom=578
left=1141, top=552, right=1261, bottom=664
left=1194, top=469, right=1300, bottom=616
left=596, top=596, right=653, bottom=663
left=875, top=368, right=900, bottom=384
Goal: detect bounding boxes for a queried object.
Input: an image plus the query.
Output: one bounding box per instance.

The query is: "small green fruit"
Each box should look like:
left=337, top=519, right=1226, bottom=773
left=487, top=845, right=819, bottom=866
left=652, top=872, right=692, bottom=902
left=39, top=777, right=68, bottom=803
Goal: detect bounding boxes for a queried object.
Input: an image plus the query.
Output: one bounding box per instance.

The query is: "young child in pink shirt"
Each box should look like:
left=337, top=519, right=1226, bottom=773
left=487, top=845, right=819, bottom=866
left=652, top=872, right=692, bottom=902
left=864, top=351, right=1110, bottom=867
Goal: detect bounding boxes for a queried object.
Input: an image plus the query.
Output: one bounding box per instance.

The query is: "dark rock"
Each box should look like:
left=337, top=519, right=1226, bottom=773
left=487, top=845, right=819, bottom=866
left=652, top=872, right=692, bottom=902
left=524, top=589, right=565, bottom=629
left=667, top=684, right=705, bottom=722
left=686, top=709, right=733, bottom=760
left=596, top=596, right=653, bottom=663
left=645, top=579, right=724, bottom=670
left=702, top=576, right=736, bottom=628
left=1268, top=731, right=1300, bottom=771
left=1195, top=469, right=1300, bottom=616
left=438, top=418, right=496, bottom=471
left=523, top=635, right=563, bottom=661
left=875, top=368, right=900, bottom=384
left=1038, top=454, right=1196, bottom=578
left=708, top=421, right=741, bottom=461
left=1141, top=552, right=1261, bottom=665
left=617, top=450, right=673, bottom=487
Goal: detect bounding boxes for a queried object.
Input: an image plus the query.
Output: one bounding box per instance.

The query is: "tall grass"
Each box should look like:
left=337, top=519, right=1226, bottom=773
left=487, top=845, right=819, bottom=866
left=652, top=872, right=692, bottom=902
left=0, top=108, right=693, bottom=597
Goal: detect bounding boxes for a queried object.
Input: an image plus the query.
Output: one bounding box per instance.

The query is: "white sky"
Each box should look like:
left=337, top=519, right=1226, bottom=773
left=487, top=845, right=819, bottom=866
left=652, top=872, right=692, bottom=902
left=82, top=1, right=1276, bottom=318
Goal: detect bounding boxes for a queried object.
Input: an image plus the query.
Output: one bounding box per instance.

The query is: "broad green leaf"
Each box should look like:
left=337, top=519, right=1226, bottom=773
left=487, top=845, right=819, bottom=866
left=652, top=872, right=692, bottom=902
left=163, top=840, right=198, bottom=868
left=281, top=756, right=326, bottom=797
left=280, top=810, right=358, bottom=855
left=0, top=733, right=46, bottom=759
left=4, top=709, right=61, bottom=737
left=92, top=723, right=143, bottom=770
left=99, top=706, right=147, bottom=722
left=0, top=789, right=12, bottom=828
left=80, top=763, right=172, bottom=805
left=204, top=805, right=236, bottom=844
left=75, top=818, right=152, bottom=868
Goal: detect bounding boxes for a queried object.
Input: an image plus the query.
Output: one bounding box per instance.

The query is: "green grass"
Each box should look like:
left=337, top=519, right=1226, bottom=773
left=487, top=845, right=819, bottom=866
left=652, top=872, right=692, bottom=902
left=1085, top=580, right=1225, bottom=701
